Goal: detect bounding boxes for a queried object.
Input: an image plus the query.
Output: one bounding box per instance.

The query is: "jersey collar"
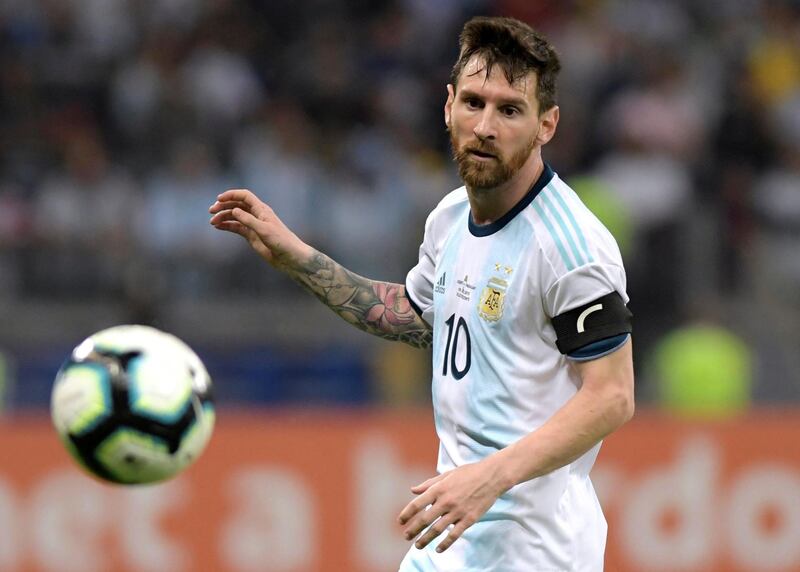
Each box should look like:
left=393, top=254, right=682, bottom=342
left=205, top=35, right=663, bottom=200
left=467, top=163, right=555, bottom=237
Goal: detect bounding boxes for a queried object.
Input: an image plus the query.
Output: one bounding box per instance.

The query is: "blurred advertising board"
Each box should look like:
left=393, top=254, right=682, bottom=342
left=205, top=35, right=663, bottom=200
left=0, top=410, right=798, bottom=572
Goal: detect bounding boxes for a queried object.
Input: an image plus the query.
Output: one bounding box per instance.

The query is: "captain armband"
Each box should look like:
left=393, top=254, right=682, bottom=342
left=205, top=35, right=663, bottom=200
left=551, top=292, right=632, bottom=357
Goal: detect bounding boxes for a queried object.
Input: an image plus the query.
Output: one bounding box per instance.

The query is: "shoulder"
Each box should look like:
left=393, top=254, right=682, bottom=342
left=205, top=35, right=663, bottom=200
left=525, top=173, right=624, bottom=278
left=431, top=186, right=470, bottom=218
left=422, top=186, right=470, bottom=237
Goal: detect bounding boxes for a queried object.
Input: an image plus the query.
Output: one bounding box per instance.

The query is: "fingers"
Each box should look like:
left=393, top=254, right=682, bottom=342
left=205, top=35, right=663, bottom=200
left=215, top=189, right=264, bottom=211
left=413, top=513, right=456, bottom=550
left=400, top=484, right=448, bottom=539
left=401, top=500, right=473, bottom=552
left=209, top=200, right=246, bottom=214
left=210, top=209, right=260, bottom=242
left=210, top=190, right=286, bottom=242
left=402, top=502, right=445, bottom=541
left=210, top=207, right=261, bottom=232
left=230, top=206, right=263, bottom=230
left=397, top=468, right=479, bottom=554
left=410, top=473, right=445, bottom=494
left=210, top=189, right=273, bottom=222
left=398, top=490, right=435, bottom=525
left=210, top=208, right=237, bottom=226
left=405, top=509, right=474, bottom=553
left=433, top=519, right=472, bottom=553
left=213, top=220, right=249, bottom=237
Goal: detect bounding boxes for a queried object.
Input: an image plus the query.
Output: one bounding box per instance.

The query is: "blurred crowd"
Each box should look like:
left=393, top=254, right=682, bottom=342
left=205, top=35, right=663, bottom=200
left=1, top=0, right=800, bottom=406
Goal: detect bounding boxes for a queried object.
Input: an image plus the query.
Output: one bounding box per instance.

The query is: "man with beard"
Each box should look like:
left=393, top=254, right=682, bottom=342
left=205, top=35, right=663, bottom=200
left=209, top=16, right=634, bottom=572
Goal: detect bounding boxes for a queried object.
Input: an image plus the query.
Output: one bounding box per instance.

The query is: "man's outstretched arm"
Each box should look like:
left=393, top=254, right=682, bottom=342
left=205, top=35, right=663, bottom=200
left=209, top=189, right=432, bottom=349
left=290, top=251, right=432, bottom=349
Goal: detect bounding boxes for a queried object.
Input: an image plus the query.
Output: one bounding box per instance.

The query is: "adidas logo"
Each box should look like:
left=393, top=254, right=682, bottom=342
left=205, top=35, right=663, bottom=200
left=435, top=272, right=446, bottom=294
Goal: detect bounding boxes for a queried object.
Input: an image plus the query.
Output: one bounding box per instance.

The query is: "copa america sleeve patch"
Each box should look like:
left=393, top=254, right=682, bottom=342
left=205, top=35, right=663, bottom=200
left=551, top=292, right=632, bottom=356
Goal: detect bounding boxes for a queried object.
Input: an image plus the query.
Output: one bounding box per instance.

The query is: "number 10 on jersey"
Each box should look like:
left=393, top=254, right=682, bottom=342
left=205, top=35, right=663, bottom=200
left=442, top=313, right=471, bottom=379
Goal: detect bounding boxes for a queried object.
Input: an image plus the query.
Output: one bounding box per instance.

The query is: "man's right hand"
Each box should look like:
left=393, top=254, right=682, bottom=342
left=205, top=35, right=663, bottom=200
left=209, top=188, right=433, bottom=349
left=209, top=189, right=311, bottom=269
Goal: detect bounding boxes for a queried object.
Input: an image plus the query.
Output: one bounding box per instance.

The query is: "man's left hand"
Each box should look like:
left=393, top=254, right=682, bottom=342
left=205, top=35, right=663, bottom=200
left=397, top=459, right=509, bottom=553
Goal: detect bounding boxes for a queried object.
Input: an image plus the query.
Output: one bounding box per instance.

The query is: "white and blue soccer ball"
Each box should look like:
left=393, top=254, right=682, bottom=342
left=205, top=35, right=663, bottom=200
left=51, top=325, right=215, bottom=485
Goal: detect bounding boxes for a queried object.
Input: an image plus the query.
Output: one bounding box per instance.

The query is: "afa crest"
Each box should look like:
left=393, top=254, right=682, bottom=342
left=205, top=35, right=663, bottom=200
left=478, top=277, right=508, bottom=322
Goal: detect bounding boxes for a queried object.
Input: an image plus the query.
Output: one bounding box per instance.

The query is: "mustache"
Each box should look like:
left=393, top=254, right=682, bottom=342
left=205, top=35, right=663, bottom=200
left=461, top=142, right=500, bottom=157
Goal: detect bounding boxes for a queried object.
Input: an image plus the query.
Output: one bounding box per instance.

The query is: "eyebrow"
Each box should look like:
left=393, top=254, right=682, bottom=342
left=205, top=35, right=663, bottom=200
left=458, top=88, right=530, bottom=109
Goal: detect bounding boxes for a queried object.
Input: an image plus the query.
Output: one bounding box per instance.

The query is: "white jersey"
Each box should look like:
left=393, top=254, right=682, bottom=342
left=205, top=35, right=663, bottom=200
left=402, top=164, right=628, bottom=572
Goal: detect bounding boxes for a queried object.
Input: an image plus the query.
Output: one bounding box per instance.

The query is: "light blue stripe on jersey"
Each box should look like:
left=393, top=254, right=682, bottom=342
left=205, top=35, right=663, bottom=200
left=546, top=183, right=594, bottom=264
left=456, top=215, right=535, bottom=567
left=431, top=203, right=470, bottom=446
left=462, top=214, right=535, bottom=452
left=540, top=184, right=586, bottom=268
left=532, top=200, right=575, bottom=271
left=462, top=319, right=525, bottom=450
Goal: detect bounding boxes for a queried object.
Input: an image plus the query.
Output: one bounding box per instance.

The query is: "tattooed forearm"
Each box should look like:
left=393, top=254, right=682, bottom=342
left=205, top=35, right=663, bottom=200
left=286, top=251, right=433, bottom=349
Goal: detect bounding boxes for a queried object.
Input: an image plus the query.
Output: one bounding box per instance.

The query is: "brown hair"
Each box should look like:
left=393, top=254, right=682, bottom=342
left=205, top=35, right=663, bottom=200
left=450, top=16, right=561, bottom=113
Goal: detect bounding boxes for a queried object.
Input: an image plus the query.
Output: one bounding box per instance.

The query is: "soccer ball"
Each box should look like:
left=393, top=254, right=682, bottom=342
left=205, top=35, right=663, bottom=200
left=51, top=325, right=215, bottom=485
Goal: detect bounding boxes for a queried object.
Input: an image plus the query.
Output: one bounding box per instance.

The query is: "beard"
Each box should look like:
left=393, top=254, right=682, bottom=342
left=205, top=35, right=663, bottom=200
left=449, top=127, right=536, bottom=190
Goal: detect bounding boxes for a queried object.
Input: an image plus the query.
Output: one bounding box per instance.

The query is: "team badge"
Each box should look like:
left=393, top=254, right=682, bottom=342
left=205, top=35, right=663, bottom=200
left=478, top=277, right=508, bottom=322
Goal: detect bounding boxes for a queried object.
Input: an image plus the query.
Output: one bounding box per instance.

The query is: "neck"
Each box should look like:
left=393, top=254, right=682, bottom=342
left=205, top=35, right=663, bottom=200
left=466, top=153, right=544, bottom=226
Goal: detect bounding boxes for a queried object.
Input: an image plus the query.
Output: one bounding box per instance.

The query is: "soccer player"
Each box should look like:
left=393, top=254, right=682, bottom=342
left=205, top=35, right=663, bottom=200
left=209, top=16, right=634, bottom=572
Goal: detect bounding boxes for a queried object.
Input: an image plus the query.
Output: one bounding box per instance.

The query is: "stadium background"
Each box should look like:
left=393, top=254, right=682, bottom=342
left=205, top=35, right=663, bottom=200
left=1, top=0, right=800, bottom=570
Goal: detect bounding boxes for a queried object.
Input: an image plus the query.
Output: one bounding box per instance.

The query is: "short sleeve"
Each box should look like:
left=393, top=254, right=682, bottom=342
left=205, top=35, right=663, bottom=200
left=542, top=262, right=629, bottom=319
left=543, top=262, right=632, bottom=357
left=527, top=174, right=631, bottom=358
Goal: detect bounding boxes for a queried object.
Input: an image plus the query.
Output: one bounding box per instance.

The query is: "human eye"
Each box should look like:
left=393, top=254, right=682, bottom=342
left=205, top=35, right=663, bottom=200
left=501, top=106, right=520, bottom=117
left=463, top=96, right=482, bottom=110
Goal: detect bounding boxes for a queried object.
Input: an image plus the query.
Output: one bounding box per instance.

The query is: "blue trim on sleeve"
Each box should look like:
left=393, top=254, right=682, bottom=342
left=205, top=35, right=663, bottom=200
left=567, top=333, right=630, bottom=362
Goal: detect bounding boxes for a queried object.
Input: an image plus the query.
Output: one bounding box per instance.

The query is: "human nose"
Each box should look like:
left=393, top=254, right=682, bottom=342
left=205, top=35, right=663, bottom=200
left=473, top=108, right=497, bottom=141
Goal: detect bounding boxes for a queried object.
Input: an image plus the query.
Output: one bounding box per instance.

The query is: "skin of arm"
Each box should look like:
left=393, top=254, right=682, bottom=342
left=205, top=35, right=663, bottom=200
left=208, top=189, right=432, bottom=349
left=398, top=339, right=635, bottom=552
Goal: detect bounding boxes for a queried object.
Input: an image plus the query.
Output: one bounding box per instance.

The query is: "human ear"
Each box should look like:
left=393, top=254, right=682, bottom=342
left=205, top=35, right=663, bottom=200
left=536, top=105, right=559, bottom=145
left=444, top=84, right=455, bottom=127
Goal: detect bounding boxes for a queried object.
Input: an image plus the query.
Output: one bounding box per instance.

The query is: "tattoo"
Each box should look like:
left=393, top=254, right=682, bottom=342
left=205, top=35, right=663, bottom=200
left=288, top=251, right=433, bottom=349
